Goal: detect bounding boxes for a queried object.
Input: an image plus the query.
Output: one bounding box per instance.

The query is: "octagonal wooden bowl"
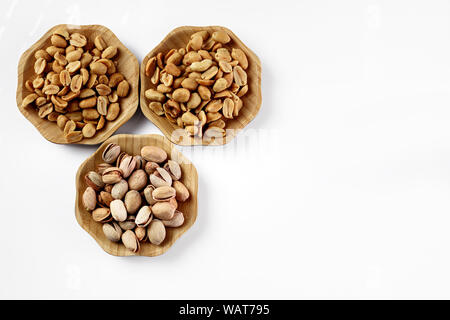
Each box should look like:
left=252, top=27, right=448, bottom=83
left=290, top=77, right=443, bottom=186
left=140, top=26, right=262, bottom=146
left=75, top=134, right=198, bottom=257
left=16, top=24, right=139, bottom=145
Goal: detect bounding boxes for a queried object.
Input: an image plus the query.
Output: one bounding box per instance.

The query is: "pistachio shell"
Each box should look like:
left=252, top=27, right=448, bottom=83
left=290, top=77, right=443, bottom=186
left=128, top=169, right=148, bottom=190
left=110, top=199, right=127, bottom=222
left=162, top=210, right=184, bottom=228
left=173, top=180, right=190, bottom=202
left=141, top=146, right=167, bottom=163
left=111, top=179, right=128, bottom=199
left=135, top=206, right=153, bottom=227
left=147, top=220, right=166, bottom=245
left=92, top=207, right=111, bottom=222
left=121, top=230, right=140, bottom=252
left=150, top=167, right=172, bottom=188
left=152, top=201, right=175, bottom=220
left=82, top=187, right=97, bottom=211
left=124, top=190, right=142, bottom=214
left=102, top=222, right=122, bottom=242
left=152, top=186, right=176, bottom=201
left=102, top=143, right=121, bottom=163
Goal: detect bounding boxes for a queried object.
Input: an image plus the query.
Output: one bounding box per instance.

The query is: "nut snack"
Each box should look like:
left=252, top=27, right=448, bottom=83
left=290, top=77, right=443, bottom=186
left=143, top=28, right=250, bottom=141
left=17, top=24, right=139, bottom=144
left=81, top=142, right=191, bottom=254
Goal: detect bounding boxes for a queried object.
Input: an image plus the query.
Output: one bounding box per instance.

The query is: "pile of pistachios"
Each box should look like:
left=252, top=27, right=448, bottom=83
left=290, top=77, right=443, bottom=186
left=82, top=143, right=190, bottom=252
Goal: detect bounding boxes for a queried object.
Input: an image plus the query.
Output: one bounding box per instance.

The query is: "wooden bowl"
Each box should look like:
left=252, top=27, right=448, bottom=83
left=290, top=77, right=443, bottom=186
left=75, top=134, right=198, bottom=256
left=16, top=24, right=139, bottom=145
left=140, top=26, right=262, bottom=146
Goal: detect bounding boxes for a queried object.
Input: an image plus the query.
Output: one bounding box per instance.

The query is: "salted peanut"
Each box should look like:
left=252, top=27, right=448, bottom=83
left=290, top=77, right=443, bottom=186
left=183, top=51, right=202, bottom=65
left=79, top=96, right=97, bottom=108
left=212, top=78, right=228, bottom=92
left=34, top=58, right=46, bottom=74
left=231, top=93, right=243, bottom=117
left=109, top=73, right=124, bottom=87
left=184, top=125, right=198, bottom=136
left=222, top=98, right=234, bottom=119
left=63, top=119, right=76, bottom=135
left=66, top=111, right=83, bottom=121
left=212, top=30, right=231, bottom=44
left=205, top=100, right=222, bottom=113
left=90, top=61, right=107, bottom=75
left=181, top=78, right=198, bottom=91
left=223, top=72, right=234, bottom=88
left=35, top=96, right=47, bottom=107
left=21, top=93, right=38, bottom=107
left=80, top=52, right=92, bottom=67
left=233, top=66, right=247, bottom=86
left=97, top=96, right=108, bottom=115
left=215, top=48, right=232, bottom=62
left=164, top=63, right=181, bottom=77
left=86, top=73, right=97, bottom=88
left=237, top=84, right=248, bottom=97
left=157, top=84, right=172, bottom=94
left=219, top=60, right=233, bottom=73
left=82, top=123, right=96, bottom=138
left=97, top=116, right=106, bottom=130
left=94, top=35, right=106, bottom=50
left=198, top=50, right=212, bottom=60
left=108, top=91, right=118, bottom=103
left=145, top=57, right=157, bottom=77
left=59, top=70, right=71, bottom=86
left=96, top=84, right=111, bottom=96
left=197, top=85, right=211, bottom=100
left=66, top=60, right=81, bottom=73
left=56, top=115, right=69, bottom=129
left=190, top=59, right=213, bottom=72
left=54, top=52, right=67, bottom=66
left=201, top=66, right=218, bottom=80
left=149, top=102, right=164, bottom=116
left=51, top=95, right=68, bottom=109
left=166, top=51, right=182, bottom=65
left=106, top=102, right=120, bottom=121
left=69, top=33, right=87, bottom=47
left=98, top=75, right=109, bottom=85
left=82, top=108, right=100, bottom=120
left=70, top=74, right=83, bottom=92
left=51, top=34, right=67, bottom=48
left=66, top=50, right=82, bottom=63
left=231, top=48, right=248, bottom=69
left=172, top=88, right=190, bottom=103
left=196, top=78, right=214, bottom=86
left=215, top=90, right=232, bottom=99
left=187, top=92, right=201, bottom=109
left=65, top=131, right=83, bottom=143
left=181, top=111, right=199, bottom=125
left=52, top=60, right=65, bottom=73
left=79, top=88, right=95, bottom=98
left=160, top=73, right=173, bottom=87
left=190, top=34, right=203, bottom=51
left=151, top=66, right=160, bottom=84
left=46, top=45, right=65, bottom=57
left=117, top=80, right=129, bottom=97
left=35, top=49, right=52, bottom=61
left=209, top=119, right=225, bottom=129
left=145, top=89, right=166, bottom=102
left=206, top=112, right=222, bottom=123
left=102, top=46, right=117, bottom=59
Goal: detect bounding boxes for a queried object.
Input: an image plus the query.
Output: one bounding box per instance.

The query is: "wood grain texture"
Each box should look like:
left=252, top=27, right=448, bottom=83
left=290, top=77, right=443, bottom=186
left=16, top=24, right=139, bottom=145
left=75, top=134, right=198, bottom=257
left=140, top=26, right=262, bottom=146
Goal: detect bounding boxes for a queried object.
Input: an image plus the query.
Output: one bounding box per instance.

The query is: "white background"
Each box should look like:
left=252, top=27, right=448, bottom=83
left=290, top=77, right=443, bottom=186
left=1, top=0, right=450, bottom=299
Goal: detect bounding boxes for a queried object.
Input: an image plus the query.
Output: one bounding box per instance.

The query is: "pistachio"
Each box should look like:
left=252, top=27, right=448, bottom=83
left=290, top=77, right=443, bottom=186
left=164, top=160, right=182, bottom=181
left=143, top=185, right=157, bottom=205
left=162, top=210, right=185, bottom=228
left=173, top=180, right=190, bottom=202
left=133, top=155, right=146, bottom=170
left=92, top=207, right=112, bottom=222
left=141, top=146, right=167, bottom=163
left=128, top=169, right=148, bottom=191
left=124, top=190, right=142, bottom=214
left=102, top=167, right=123, bottom=184
left=84, top=171, right=105, bottom=191
left=121, top=230, right=140, bottom=253
left=111, top=179, right=128, bottom=199
left=144, top=161, right=160, bottom=175
left=136, top=206, right=152, bottom=227
left=147, top=219, right=166, bottom=245
left=152, top=201, right=175, bottom=220
left=135, top=227, right=147, bottom=242
left=102, top=222, right=122, bottom=242
left=82, top=187, right=97, bottom=211
left=96, top=163, right=112, bottom=175
left=119, top=155, right=137, bottom=178
left=119, top=215, right=136, bottom=230
left=150, top=167, right=172, bottom=188
left=152, top=186, right=176, bottom=201
left=99, top=191, right=114, bottom=207
left=102, top=143, right=121, bottom=164
left=110, top=199, right=127, bottom=222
